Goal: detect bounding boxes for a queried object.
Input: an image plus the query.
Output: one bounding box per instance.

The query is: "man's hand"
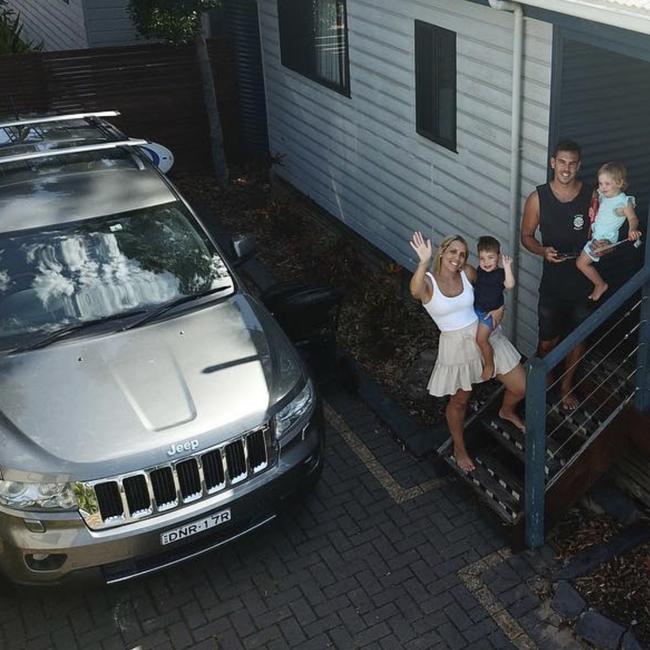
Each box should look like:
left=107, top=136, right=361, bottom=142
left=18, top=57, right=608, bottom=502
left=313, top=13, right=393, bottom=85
left=628, top=229, right=642, bottom=241
left=543, top=246, right=565, bottom=263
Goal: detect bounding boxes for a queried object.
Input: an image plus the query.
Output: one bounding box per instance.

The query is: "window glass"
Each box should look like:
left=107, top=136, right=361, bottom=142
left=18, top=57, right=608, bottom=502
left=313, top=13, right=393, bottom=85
left=415, top=21, right=457, bottom=151
left=0, top=203, right=233, bottom=349
left=278, top=0, right=350, bottom=95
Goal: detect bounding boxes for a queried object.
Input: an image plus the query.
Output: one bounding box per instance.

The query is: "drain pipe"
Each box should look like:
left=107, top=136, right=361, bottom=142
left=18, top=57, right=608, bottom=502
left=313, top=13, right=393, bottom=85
left=488, top=0, right=524, bottom=343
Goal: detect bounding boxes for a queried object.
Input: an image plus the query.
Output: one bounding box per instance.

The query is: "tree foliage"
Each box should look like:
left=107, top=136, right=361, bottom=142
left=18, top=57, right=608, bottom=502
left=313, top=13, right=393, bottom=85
left=127, top=0, right=219, bottom=45
left=0, top=0, right=43, bottom=54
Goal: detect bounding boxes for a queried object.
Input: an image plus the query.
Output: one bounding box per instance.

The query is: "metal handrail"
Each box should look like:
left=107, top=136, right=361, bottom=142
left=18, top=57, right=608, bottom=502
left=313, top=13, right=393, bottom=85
left=0, top=139, right=148, bottom=165
left=0, top=111, right=120, bottom=130
left=524, top=234, right=650, bottom=548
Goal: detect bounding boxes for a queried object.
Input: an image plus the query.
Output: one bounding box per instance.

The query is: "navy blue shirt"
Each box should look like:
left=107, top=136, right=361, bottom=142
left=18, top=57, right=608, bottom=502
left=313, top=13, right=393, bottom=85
left=474, top=267, right=505, bottom=311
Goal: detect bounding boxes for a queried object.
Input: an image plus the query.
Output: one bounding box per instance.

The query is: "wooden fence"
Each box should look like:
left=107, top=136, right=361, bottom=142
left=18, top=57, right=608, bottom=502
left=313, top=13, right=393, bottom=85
left=0, top=40, right=241, bottom=171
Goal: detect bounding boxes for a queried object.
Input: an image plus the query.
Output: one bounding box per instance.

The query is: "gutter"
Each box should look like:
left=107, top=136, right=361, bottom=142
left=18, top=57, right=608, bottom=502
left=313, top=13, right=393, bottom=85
left=488, top=0, right=524, bottom=343
left=518, top=0, right=650, bottom=37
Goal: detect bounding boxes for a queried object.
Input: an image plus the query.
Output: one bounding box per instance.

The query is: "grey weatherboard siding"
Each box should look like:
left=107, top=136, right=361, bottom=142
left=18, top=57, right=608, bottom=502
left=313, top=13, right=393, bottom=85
left=258, top=0, right=553, bottom=356
left=5, top=0, right=88, bottom=50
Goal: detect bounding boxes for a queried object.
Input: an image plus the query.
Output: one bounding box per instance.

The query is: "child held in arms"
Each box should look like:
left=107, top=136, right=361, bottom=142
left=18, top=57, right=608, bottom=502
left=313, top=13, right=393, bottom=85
left=473, top=236, right=515, bottom=381
left=576, top=161, right=642, bottom=301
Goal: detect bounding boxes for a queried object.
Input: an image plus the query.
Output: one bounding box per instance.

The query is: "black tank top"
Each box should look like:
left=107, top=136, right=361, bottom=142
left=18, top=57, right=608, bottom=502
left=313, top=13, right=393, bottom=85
left=537, top=181, right=592, bottom=298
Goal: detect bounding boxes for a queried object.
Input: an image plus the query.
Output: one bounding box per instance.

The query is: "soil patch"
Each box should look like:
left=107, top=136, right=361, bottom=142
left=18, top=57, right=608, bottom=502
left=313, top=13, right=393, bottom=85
left=574, top=540, right=650, bottom=646
left=549, top=506, right=650, bottom=646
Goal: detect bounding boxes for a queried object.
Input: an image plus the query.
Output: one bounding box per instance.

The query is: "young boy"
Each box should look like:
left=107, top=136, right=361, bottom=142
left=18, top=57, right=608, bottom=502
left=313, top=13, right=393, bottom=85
left=474, top=236, right=515, bottom=381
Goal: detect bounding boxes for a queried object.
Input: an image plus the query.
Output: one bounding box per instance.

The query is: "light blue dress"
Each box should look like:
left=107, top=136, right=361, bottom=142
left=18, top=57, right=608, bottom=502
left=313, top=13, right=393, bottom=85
left=583, top=191, right=633, bottom=262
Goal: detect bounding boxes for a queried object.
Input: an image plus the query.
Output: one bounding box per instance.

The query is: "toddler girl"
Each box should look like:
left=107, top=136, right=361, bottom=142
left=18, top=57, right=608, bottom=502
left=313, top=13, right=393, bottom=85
left=577, top=162, right=641, bottom=301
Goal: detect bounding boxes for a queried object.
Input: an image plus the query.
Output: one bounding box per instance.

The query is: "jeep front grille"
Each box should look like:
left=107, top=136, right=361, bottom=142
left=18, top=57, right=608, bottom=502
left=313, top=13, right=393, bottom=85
left=82, top=427, right=272, bottom=529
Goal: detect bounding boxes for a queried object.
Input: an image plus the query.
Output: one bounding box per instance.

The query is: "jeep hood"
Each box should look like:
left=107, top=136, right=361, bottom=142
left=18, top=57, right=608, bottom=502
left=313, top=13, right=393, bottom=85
left=0, top=294, right=303, bottom=480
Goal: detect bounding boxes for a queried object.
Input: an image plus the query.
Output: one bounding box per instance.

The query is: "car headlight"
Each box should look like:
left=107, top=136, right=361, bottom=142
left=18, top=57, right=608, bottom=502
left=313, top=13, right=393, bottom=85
left=0, top=481, right=78, bottom=511
left=274, top=379, right=315, bottom=440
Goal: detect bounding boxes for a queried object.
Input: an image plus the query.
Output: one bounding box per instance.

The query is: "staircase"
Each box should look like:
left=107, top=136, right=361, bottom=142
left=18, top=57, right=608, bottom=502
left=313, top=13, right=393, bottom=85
left=439, top=294, right=649, bottom=548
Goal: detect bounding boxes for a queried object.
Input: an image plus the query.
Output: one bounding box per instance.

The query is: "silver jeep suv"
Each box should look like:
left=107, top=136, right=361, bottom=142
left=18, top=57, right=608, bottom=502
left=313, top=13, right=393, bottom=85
left=0, top=111, right=324, bottom=585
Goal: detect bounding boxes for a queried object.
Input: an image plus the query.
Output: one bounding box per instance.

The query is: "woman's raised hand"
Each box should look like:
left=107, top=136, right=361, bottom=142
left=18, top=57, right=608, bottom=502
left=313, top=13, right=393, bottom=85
left=410, top=231, right=432, bottom=264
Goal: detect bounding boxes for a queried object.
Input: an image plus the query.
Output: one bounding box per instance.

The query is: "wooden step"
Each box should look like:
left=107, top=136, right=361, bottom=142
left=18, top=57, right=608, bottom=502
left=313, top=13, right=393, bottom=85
left=482, top=417, right=564, bottom=477
left=546, top=404, right=601, bottom=442
left=444, top=451, right=522, bottom=524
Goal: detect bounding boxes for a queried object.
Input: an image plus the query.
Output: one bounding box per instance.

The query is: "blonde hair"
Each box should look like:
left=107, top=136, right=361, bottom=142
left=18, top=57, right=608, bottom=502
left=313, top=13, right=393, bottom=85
left=434, top=234, right=468, bottom=274
left=598, top=162, right=628, bottom=191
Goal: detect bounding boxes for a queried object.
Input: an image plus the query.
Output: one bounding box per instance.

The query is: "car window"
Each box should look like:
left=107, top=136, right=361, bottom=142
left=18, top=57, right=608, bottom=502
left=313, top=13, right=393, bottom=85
left=0, top=202, right=234, bottom=349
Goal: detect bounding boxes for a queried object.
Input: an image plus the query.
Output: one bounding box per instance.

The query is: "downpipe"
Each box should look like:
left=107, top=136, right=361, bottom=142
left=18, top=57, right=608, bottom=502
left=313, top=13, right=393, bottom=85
left=488, top=0, right=524, bottom=343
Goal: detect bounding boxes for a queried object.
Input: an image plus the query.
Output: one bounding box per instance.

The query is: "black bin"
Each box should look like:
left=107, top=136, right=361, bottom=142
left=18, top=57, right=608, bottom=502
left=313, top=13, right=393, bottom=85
left=261, top=282, right=344, bottom=376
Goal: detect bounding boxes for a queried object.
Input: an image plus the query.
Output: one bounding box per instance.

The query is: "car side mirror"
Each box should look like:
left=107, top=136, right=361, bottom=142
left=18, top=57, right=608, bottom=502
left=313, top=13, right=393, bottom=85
left=231, top=232, right=256, bottom=265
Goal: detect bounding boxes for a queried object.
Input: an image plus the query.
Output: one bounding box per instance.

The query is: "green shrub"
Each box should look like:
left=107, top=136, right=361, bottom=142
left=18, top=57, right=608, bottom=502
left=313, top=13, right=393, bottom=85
left=0, top=1, right=43, bottom=54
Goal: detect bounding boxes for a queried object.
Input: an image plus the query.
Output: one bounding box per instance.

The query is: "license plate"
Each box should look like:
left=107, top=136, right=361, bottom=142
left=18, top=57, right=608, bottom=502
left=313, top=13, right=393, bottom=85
left=160, top=509, right=231, bottom=546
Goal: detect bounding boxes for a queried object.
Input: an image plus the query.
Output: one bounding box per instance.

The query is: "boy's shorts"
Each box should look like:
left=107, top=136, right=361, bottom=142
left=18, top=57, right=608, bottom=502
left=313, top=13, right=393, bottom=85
left=475, top=309, right=495, bottom=330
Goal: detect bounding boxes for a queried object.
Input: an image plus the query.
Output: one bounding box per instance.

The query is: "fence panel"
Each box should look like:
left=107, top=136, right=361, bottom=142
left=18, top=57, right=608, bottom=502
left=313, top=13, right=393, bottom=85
left=0, top=40, right=241, bottom=171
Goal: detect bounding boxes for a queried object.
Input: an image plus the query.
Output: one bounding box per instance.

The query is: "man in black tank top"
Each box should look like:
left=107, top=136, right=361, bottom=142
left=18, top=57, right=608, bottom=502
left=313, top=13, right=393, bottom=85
left=521, top=140, right=598, bottom=411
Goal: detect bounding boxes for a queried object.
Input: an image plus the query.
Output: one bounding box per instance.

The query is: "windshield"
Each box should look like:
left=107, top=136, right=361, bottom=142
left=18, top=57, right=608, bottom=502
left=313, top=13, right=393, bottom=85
left=0, top=202, right=234, bottom=350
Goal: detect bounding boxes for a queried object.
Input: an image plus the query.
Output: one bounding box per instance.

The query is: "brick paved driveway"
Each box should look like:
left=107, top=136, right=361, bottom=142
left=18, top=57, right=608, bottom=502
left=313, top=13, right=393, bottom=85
left=0, top=386, right=565, bottom=650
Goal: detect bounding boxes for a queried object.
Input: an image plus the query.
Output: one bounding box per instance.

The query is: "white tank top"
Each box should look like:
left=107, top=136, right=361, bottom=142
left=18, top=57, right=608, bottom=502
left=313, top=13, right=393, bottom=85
left=422, top=271, right=478, bottom=332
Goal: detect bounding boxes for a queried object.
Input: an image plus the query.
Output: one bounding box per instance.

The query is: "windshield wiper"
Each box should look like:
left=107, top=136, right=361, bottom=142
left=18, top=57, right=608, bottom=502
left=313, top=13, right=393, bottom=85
left=11, top=308, right=148, bottom=354
left=120, top=286, right=231, bottom=332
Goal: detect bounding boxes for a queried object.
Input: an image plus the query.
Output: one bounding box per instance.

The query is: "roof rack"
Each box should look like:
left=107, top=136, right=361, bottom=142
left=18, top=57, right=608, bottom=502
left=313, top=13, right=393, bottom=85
left=0, top=139, right=149, bottom=166
left=0, top=110, right=121, bottom=130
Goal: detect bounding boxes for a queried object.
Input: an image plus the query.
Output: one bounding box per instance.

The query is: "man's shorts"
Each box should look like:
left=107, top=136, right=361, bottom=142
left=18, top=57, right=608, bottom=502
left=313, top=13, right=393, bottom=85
left=475, top=308, right=495, bottom=330
left=538, top=293, right=593, bottom=341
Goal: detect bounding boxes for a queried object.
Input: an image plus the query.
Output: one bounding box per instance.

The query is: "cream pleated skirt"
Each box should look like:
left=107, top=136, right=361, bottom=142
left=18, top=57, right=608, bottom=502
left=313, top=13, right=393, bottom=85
left=427, top=321, right=521, bottom=397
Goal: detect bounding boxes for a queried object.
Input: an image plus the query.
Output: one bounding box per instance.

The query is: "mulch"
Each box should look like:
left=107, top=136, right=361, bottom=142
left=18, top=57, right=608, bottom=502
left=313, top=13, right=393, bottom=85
left=173, top=165, right=650, bottom=647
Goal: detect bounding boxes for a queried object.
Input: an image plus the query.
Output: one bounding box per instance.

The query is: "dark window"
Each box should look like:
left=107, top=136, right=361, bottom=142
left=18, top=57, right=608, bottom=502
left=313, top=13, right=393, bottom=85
left=415, top=21, right=457, bottom=151
left=277, top=0, right=350, bottom=96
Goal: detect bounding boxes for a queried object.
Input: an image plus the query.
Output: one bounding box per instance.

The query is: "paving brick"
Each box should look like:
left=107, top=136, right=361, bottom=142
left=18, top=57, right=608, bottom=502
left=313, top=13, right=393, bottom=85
left=192, top=617, right=232, bottom=643
left=212, top=629, right=245, bottom=650
left=386, top=614, right=418, bottom=644
left=438, top=620, right=469, bottom=649
left=279, top=616, right=307, bottom=647
left=21, top=635, right=53, bottom=650
left=288, top=599, right=317, bottom=626
left=51, top=626, right=78, bottom=650
left=100, top=635, right=126, bottom=650
left=242, top=624, right=282, bottom=649
left=228, top=609, right=257, bottom=639
left=354, top=621, right=391, bottom=646
left=303, top=612, right=341, bottom=638
left=461, top=617, right=497, bottom=644
left=298, top=633, right=332, bottom=650
left=338, top=605, right=368, bottom=635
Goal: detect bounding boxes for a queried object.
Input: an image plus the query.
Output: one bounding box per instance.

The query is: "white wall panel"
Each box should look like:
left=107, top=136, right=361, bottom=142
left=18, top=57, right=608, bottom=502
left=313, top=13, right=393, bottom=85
left=259, top=0, right=553, bottom=354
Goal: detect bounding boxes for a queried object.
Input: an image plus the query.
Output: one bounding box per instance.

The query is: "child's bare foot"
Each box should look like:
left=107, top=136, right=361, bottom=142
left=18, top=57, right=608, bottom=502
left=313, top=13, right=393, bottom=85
left=561, top=392, right=579, bottom=412
left=453, top=451, right=475, bottom=473
left=589, top=282, right=608, bottom=301
left=498, top=408, right=525, bottom=432
left=480, top=363, right=494, bottom=382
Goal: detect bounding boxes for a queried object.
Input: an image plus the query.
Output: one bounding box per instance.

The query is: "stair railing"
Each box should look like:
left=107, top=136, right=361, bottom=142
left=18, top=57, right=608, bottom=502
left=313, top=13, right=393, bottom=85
left=524, top=236, right=650, bottom=548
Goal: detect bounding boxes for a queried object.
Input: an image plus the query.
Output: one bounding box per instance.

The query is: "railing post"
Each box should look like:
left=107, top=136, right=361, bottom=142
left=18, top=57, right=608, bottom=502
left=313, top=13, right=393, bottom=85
left=525, top=358, right=547, bottom=548
left=635, top=234, right=650, bottom=413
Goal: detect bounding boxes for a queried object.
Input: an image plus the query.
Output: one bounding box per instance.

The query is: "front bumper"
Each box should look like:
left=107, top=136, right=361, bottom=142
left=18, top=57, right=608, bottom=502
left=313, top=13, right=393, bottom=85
left=0, top=408, right=324, bottom=586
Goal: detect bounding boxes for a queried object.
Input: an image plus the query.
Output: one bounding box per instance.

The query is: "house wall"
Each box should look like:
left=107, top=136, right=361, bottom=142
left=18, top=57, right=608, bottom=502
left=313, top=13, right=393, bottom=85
left=83, top=0, right=147, bottom=47
left=5, top=0, right=88, bottom=50
left=258, top=0, right=553, bottom=355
